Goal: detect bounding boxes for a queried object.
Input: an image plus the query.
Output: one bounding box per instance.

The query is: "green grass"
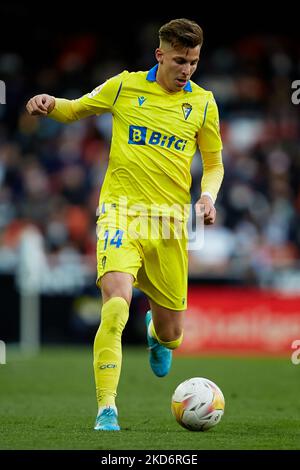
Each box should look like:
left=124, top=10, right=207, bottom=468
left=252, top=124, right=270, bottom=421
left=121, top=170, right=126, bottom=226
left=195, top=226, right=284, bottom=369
left=0, top=346, right=300, bottom=450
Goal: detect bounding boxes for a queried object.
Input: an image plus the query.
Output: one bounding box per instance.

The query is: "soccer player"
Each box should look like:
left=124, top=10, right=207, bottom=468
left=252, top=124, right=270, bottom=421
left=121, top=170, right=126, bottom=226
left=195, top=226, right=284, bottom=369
left=26, top=18, right=224, bottom=431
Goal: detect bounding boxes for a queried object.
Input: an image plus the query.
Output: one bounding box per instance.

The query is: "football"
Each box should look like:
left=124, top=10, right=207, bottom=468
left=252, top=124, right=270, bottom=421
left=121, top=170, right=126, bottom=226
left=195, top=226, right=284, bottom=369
left=171, top=377, right=225, bottom=431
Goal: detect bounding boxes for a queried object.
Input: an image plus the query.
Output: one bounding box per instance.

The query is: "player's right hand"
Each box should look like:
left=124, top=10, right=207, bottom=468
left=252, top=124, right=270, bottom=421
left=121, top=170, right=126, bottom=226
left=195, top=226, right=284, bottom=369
left=26, top=94, right=55, bottom=116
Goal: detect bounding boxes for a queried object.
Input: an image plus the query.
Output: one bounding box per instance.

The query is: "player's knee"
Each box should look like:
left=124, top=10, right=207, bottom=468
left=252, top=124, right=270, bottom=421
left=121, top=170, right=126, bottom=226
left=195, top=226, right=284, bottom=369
left=159, top=324, right=183, bottom=341
left=100, top=273, right=133, bottom=305
left=101, top=282, right=132, bottom=305
left=103, top=290, right=131, bottom=306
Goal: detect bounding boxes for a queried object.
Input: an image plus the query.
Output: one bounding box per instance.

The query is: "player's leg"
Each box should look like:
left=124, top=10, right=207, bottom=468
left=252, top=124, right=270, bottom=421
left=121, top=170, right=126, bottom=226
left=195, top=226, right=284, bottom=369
left=145, top=301, right=185, bottom=377
left=94, top=209, right=141, bottom=430
left=94, top=271, right=133, bottom=431
left=138, top=217, right=188, bottom=377
left=148, top=300, right=184, bottom=344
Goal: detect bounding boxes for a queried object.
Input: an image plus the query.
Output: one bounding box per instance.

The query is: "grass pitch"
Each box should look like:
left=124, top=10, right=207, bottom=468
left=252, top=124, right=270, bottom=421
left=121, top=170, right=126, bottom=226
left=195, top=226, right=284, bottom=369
left=0, top=346, right=299, bottom=450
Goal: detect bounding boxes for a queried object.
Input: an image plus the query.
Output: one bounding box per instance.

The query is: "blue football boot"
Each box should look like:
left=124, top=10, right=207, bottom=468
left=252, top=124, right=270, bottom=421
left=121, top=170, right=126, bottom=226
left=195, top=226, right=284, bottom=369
left=94, top=407, right=120, bottom=431
left=145, top=310, right=172, bottom=377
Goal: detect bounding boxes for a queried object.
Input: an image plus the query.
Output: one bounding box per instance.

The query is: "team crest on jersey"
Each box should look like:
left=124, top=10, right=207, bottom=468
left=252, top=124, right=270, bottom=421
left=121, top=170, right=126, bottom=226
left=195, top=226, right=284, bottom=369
left=182, top=103, right=192, bottom=120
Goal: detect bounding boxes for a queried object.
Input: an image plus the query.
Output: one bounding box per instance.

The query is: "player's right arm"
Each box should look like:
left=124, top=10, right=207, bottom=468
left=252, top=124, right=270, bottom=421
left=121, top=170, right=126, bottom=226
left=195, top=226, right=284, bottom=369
left=26, top=94, right=98, bottom=122
left=26, top=94, right=56, bottom=116
left=26, top=71, right=127, bottom=123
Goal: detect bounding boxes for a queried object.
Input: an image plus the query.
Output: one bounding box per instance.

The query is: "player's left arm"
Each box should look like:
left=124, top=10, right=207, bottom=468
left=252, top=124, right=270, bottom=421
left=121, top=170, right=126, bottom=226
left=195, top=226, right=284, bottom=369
left=195, top=150, right=224, bottom=225
left=195, top=92, right=224, bottom=225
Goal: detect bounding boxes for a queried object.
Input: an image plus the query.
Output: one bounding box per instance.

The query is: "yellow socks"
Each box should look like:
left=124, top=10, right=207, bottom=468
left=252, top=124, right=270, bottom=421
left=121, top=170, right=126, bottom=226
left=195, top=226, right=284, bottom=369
left=149, top=318, right=183, bottom=350
left=93, top=297, right=129, bottom=409
left=158, top=334, right=183, bottom=350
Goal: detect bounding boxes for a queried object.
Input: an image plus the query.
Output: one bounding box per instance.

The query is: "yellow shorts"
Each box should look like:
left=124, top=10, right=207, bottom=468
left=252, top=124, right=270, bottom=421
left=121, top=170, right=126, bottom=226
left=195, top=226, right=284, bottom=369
left=96, top=208, right=188, bottom=310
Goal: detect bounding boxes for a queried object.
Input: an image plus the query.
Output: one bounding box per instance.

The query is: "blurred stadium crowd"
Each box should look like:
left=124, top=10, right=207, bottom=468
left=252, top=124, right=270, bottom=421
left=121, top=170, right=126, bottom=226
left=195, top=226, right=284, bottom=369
left=1, top=28, right=300, bottom=290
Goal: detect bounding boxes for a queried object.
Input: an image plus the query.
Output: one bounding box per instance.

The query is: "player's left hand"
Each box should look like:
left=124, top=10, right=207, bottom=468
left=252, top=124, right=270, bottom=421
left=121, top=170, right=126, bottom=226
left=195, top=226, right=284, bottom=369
left=195, top=195, right=216, bottom=225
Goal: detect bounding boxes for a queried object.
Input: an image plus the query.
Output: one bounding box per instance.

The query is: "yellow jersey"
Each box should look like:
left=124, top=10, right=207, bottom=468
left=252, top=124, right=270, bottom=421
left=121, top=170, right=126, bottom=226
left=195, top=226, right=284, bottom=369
left=49, top=65, right=223, bottom=220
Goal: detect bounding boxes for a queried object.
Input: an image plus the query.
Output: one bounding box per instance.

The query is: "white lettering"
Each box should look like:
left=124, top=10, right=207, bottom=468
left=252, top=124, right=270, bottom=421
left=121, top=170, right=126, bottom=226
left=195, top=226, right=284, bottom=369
left=0, top=340, right=6, bottom=364
left=101, top=455, right=135, bottom=467
left=0, top=80, right=6, bottom=104
left=291, top=80, right=300, bottom=105
left=291, top=339, right=300, bottom=365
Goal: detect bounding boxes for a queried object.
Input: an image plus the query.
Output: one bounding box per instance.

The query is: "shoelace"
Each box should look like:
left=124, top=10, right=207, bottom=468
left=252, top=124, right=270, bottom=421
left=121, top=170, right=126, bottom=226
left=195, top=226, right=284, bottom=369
left=101, top=408, right=115, bottom=418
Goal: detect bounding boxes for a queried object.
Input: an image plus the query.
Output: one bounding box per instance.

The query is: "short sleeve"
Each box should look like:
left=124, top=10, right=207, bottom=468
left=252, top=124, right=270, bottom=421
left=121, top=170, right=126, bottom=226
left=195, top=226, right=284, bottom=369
left=73, top=71, right=128, bottom=116
left=197, top=92, right=223, bottom=152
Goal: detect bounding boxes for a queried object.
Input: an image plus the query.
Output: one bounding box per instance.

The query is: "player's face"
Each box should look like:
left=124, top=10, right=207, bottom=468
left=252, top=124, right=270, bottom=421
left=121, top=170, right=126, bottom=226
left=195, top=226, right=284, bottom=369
left=155, top=44, right=200, bottom=92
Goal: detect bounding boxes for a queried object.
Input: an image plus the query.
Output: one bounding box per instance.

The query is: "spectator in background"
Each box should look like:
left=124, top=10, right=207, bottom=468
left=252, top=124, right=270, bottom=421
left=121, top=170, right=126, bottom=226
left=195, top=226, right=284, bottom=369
left=0, top=28, right=300, bottom=283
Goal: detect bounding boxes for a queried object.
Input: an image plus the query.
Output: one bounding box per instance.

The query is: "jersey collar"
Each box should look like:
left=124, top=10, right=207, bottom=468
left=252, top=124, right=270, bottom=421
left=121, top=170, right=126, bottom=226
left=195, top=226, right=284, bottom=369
left=146, top=64, right=192, bottom=92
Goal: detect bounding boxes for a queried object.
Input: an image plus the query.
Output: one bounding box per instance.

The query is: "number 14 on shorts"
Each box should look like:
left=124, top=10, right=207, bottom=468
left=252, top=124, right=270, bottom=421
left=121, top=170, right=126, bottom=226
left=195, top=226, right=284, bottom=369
left=103, top=229, right=124, bottom=250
